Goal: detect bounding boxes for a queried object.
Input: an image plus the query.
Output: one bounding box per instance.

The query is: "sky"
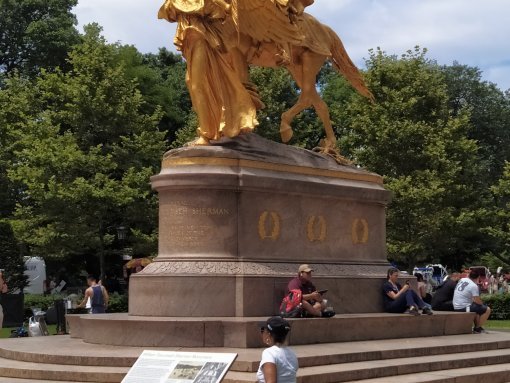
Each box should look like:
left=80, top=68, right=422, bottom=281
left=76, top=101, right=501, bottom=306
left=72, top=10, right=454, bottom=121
left=74, top=0, right=510, bottom=91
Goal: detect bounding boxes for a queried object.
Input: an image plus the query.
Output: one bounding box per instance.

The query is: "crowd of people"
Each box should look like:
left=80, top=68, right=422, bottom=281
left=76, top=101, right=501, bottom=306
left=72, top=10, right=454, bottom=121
left=256, top=264, right=494, bottom=383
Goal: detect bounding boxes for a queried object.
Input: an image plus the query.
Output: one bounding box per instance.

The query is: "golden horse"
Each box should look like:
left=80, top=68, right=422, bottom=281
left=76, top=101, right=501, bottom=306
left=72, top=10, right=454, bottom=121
left=232, top=12, right=374, bottom=151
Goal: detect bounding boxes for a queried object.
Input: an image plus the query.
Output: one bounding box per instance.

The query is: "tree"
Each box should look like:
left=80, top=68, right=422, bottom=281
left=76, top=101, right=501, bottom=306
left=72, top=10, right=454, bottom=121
left=0, top=0, right=81, bottom=77
left=337, top=47, right=484, bottom=270
left=3, top=24, right=166, bottom=279
left=0, top=221, right=28, bottom=292
left=484, top=162, right=510, bottom=264
left=442, top=64, right=510, bottom=185
left=116, top=46, right=192, bottom=144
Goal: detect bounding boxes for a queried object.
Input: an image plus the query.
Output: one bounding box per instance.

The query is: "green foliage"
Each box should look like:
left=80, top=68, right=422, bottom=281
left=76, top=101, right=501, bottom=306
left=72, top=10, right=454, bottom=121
left=482, top=294, right=510, bottom=320
left=483, top=162, right=510, bottom=264
left=24, top=293, right=64, bottom=311
left=249, top=67, right=323, bottom=149
left=442, top=64, right=510, bottom=185
left=0, top=0, right=81, bottom=76
left=336, top=47, right=486, bottom=270
left=107, top=292, right=128, bottom=313
left=0, top=221, right=28, bottom=291
left=1, top=25, right=166, bottom=277
left=117, top=46, right=191, bottom=144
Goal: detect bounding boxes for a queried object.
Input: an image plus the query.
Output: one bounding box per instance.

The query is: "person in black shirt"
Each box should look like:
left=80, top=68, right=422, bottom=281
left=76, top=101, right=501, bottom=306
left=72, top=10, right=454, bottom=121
left=431, top=273, right=461, bottom=311
left=382, top=268, right=433, bottom=316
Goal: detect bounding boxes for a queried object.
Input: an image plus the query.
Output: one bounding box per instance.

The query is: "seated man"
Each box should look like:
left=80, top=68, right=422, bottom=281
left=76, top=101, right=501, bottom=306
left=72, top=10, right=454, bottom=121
left=453, top=270, right=491, bottom=333
left=287, top=264, right=331, bottom=317
left=431, top=272, right=460, bottom=311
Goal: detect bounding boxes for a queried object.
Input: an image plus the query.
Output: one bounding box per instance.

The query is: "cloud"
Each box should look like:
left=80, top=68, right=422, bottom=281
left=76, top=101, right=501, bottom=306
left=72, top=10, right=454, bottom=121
left=74, top=0, right=510, bottom=91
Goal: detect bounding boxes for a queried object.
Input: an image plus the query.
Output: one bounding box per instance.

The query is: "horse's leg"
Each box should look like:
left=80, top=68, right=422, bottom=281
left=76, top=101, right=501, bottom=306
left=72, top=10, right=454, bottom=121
left=281, top=51, right=330, bottom=144
left=280, top=64, right=305, bottom=142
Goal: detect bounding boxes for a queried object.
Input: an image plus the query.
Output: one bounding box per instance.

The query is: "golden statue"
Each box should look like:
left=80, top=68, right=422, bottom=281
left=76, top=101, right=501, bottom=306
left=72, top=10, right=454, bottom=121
left=158, top=0, right=373, bottom=151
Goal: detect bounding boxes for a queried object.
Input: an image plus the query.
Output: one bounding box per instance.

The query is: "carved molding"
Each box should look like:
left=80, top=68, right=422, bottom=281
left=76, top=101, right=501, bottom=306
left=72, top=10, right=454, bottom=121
left=141, top=261, right=389, bottom=277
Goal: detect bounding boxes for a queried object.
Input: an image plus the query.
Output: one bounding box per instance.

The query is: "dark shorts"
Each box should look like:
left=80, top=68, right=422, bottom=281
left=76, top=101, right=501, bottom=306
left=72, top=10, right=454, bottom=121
left=455, top=303, right=488, bottom=315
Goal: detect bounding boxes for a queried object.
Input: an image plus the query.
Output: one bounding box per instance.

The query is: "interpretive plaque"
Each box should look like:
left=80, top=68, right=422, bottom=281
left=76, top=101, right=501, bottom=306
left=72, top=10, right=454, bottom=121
left=122, top=351, right=237, bottom=383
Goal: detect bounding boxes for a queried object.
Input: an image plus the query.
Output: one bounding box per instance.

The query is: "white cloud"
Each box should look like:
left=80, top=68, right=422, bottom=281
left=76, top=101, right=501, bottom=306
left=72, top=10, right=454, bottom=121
left=75, top=0, right=174, bottom=52
left=74, top=0, right=510, bottom=90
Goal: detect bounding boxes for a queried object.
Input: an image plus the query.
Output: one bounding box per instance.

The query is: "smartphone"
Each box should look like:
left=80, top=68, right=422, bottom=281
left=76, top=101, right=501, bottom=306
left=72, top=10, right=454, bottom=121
left=405, top=280, right=410, bottom=285
left=318, top=289, right=328, bottom=295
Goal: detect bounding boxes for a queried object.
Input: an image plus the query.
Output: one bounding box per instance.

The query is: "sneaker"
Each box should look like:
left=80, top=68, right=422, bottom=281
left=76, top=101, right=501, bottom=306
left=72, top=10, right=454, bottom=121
left=405, top=306, right=420, bottom=316
left=321, top=309, right=336, bottom=318
left=473, top=327, right=488, bottom=334
left=422, top=307, right=433, bottom=315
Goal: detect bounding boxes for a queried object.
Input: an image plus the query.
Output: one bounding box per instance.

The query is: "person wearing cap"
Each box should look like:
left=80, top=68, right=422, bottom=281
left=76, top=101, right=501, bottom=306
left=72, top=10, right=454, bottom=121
left=287, top=264, right=326, bottom=317
left=257, top=316, right=298, bottom=383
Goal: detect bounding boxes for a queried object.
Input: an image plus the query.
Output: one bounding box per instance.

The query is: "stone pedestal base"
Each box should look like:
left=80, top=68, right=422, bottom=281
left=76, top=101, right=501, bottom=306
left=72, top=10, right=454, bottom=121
left=130, top=134, right=392, bottom=317
left=129, top=261, right=391, bottom=317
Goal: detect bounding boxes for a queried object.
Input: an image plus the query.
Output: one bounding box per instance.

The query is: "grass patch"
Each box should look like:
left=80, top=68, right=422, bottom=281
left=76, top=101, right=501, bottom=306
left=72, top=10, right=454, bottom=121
left=486, top=320, right=510, bottom=329
left=0, top=324, right=58, bottom=338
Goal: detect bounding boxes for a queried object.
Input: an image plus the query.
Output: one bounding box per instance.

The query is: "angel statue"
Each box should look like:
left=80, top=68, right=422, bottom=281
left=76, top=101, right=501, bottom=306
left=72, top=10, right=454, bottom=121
left=158, top=0, right=373, bottom=154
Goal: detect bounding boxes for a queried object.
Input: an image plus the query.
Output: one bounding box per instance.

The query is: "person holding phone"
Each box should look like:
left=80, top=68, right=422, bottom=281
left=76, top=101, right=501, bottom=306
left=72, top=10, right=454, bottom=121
left=287, top=264, right=334, bottom=317
left=382, top=267, right=433, bottom=316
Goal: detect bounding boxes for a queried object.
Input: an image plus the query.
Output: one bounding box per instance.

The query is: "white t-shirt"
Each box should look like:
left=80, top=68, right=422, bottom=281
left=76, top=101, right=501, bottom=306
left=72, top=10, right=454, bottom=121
left=453, top=278, right=480, bottom=310
left=256, top=345, right=298, bottom=383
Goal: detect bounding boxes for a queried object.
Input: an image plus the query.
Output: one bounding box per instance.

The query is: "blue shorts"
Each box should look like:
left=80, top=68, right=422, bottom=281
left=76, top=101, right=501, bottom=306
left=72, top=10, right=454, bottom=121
left=454, top=303, right=488, bottom=315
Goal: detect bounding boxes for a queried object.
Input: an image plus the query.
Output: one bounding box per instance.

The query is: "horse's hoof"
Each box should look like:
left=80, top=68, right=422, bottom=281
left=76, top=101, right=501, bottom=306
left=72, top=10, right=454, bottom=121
left=280, top=123, right=293, bottom=143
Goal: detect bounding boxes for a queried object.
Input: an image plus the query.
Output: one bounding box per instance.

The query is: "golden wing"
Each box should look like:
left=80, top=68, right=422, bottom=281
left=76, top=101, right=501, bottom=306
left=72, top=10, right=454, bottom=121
left=231, top=0, right=303, bottom=45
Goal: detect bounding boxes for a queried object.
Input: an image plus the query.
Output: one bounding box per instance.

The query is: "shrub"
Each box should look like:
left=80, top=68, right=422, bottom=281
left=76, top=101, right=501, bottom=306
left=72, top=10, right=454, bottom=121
left=107, top=293, right=128, bottom=313
left=24, top=294, right=64, bottom=311
left=24, top=291, right=128, bottom=316
left=482, top=294, right=510, bottom=320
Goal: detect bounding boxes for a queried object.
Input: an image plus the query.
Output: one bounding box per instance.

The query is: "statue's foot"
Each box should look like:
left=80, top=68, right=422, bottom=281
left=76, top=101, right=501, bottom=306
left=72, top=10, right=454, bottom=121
left=187, top=136, right=210, bottom=146
left=280, top=122, right=294, bottom=143
left=240, top=126, right=255, bottom=135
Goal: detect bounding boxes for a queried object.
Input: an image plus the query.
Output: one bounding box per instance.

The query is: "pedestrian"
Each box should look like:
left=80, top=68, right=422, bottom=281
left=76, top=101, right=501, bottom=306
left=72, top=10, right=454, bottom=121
left=257, top=317, right=298, bottom=383
left=77, top=275, right=109, bottom=314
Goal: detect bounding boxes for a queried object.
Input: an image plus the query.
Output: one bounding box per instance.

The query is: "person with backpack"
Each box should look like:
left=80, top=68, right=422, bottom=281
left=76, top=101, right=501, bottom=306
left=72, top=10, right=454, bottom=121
left=282, top=264, right=334, bottom=318
left=257, top=316, right=298, bottom=383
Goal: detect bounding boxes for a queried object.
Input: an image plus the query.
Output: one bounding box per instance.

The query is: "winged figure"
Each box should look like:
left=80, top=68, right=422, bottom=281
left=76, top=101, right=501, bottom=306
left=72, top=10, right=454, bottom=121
left=159, top=0, right=373, bottom=156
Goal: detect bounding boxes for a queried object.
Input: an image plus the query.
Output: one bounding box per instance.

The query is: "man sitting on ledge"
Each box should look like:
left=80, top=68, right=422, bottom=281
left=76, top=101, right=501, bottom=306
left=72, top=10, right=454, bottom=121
left=287, top=264, right=333, bottom=317
left=432, top=272, right=461, bottom=311
left=453, top=270, right=491, bottom=334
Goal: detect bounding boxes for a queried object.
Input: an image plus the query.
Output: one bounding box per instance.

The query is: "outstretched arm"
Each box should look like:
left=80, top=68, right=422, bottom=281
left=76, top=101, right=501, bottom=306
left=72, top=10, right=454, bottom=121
left=77, top=288, right=91, bottom=308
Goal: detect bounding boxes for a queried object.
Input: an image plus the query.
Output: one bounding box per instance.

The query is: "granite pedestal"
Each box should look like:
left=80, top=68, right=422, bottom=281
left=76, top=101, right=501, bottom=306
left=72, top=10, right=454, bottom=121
left=129, top=133, right=392, bottom=317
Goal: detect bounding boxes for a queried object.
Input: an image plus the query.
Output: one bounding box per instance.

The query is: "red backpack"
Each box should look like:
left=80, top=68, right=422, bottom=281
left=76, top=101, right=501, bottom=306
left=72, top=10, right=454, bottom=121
left=279, top=289, right=303, bottom=318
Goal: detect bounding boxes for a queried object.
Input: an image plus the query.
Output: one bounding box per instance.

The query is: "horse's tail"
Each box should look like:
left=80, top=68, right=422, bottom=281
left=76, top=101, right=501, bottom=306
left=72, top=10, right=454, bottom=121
left=327, top=27, right=374, bottom=101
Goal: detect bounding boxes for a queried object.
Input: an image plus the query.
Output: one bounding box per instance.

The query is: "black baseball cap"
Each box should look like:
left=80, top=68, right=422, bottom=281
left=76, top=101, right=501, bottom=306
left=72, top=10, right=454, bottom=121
left=260, top=316, right=291, bottom=334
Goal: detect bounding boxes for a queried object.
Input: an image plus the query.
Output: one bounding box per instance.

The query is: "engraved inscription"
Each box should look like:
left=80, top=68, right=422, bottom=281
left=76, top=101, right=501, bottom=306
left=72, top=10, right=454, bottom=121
left=161, top=201, right=232, bottom=248
left=307, top=215, right=327, bottom=242
left=258, top=211, right=281, bottom=241
left=352, top=218, right=369, bottom=244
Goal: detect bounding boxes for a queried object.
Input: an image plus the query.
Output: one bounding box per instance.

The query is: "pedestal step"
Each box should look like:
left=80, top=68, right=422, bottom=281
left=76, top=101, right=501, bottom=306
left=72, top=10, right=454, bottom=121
left=350, top=363, right=510, bottom=383
left=0, top=333, right=510, bottom=382
left=0, top=356, right=127, bottom=382
left=67, top=312, right=475, bottom=348
left=225, top=348, right=510, bottom=382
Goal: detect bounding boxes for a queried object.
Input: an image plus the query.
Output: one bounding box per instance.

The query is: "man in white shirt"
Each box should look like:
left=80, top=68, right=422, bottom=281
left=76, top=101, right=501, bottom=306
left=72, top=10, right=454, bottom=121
left=453, top=270, right=491, bottom=333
